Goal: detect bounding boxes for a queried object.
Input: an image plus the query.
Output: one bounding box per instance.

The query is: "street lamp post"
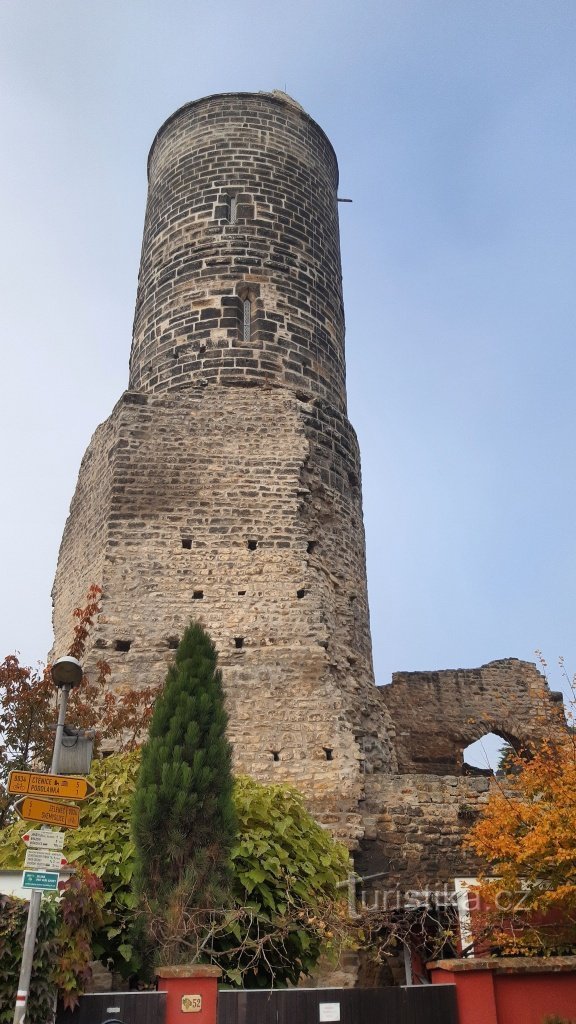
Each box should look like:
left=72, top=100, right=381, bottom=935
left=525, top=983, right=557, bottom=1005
left=12, top=656, right=83, bottom=1024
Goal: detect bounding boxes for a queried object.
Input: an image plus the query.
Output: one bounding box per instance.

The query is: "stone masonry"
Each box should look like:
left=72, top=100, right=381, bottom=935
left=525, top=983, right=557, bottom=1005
left=51, top=92, right=396, bottom=843
left=381, top=658, right=566, bottom=775
left=52, top=91, right=566, bottom=885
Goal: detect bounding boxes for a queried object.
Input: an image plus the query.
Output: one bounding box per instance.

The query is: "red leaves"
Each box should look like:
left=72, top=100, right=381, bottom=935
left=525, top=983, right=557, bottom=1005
left=68, top=583, right=103, bottom=663
left=1, top=584, right=161, bottom=826
left=64, top=584, right=161, bottom=752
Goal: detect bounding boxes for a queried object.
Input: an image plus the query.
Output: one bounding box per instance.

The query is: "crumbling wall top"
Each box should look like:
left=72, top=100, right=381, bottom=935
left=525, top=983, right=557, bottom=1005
left=379, top=658, right=566, bottom=774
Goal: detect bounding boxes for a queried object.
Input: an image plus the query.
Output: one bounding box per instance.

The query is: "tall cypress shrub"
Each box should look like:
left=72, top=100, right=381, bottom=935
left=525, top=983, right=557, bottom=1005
left=132, top=622, right=236, bottom=963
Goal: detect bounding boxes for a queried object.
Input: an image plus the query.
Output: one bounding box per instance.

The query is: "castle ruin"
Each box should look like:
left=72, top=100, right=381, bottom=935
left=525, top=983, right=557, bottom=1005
left=51, top=91, right=565, bottom=897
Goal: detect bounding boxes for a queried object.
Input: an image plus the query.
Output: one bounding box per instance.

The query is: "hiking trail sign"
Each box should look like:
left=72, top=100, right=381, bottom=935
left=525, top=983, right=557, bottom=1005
left=14, top=797, right=81, bottom=829
left=8, top=770, right=95, bottom=801
left=24, top=848, right=68, bottom=871
left=22, top=830, right=66, bottom=850
left=21, top=870, right=59, bottom=892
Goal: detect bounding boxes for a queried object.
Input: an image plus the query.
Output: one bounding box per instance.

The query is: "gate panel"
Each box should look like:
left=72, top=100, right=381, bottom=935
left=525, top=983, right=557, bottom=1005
left=403, top=984, right=458, bottom=1024
left=56, top=990, right=166, bottom=1024
left=218, top=985, right=457, bottom=1024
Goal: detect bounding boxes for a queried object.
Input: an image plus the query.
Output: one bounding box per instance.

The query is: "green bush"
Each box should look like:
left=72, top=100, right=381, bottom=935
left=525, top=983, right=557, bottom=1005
left=0, top=752, right=141, bottom=978
left=0, top=753, right=348, bottom=988
left=0, top=871, right=105, bottom=1019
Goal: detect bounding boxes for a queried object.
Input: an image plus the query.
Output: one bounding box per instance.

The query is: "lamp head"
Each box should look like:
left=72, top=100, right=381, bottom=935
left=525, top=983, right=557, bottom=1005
left=51, top=656, right=83, bottom=688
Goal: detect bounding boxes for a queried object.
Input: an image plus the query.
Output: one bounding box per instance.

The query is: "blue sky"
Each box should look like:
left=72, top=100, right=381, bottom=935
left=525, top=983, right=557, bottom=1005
left=1, top=1, right=575, bottom=766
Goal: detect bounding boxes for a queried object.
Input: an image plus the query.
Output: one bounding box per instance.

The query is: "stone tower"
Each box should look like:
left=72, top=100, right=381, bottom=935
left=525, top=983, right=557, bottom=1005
left=52, top=91, right=396, bottom=838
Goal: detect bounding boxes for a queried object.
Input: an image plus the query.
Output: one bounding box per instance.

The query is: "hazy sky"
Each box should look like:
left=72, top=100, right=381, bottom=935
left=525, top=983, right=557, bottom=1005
left=1, top=1, right=575, bottom=767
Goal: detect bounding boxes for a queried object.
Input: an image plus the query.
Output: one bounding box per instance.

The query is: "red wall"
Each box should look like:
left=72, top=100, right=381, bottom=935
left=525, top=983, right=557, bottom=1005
left=432, top=970, right=498, bottom=1024
left=495, top=973, right=576, bottom=1024
left=431, top=964, right=576, bottom=1024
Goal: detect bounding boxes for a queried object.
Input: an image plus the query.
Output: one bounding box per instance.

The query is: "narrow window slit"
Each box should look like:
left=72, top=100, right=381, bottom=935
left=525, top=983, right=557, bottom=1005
left=230, top=195, right=237, bottom=224
left=115, top=639, right=131, bottom=652
left=193, top=590, right=204, bottom=600
left=323, top=747, right=334, bottom=761
left=270, top=750, right=280, bottom=762
left=234, top=637, right=244, bottom=649
left=247, top=539, right=258, bottom=551
left=242, top=299, right=251, bottom=342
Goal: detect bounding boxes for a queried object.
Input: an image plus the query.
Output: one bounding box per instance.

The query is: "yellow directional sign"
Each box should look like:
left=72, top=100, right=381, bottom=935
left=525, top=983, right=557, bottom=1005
left=8, top=771, right=95, bottom=801
left=14, top=797, right=81, bottom=829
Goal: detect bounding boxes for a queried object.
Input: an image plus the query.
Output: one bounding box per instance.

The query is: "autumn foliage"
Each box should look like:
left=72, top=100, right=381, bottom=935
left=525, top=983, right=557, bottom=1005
left=0, top=584, right=161, bottom=826
left=466, top=735, right=576, bottom=954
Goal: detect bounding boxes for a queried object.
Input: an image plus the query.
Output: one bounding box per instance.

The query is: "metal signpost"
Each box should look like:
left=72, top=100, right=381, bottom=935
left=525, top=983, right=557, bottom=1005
left=12, top=656, right=86, bottom=1024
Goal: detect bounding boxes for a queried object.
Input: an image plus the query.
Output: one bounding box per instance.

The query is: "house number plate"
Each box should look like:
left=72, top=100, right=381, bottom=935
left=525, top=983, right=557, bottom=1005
left=182, top=994, right=202, bottom=1013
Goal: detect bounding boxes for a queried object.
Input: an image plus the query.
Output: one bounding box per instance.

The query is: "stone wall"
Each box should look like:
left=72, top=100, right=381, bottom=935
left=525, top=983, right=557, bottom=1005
left=380, top=659, right=565, bottom=774
left=358, top=773, right=494, bottom=891
left=51, top=92, right=396, bottom=844
left=130, top=91, right=346, bottom=411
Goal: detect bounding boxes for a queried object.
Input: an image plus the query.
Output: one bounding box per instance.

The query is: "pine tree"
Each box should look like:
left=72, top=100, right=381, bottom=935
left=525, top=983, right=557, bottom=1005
left=131, top=622, right=236, bottom=963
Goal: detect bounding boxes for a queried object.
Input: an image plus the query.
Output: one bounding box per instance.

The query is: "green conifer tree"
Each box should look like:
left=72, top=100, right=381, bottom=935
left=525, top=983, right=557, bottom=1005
left=131, top=622, right=236, bottom=964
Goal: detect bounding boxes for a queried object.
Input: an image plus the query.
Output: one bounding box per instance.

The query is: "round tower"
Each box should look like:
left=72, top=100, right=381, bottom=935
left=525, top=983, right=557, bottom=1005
left=52, top=92, right=396, bottom=837
left=130, top=92, right=346, bottom=410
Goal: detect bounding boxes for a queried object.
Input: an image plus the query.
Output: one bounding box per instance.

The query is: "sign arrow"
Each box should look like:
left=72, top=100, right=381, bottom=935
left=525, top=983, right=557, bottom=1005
left=15, top=797, right=81, bottom=830
left=8, top=770, right=95, bottom=801
left=22, top=830, right=66, bottom=850
left=24, top=848, right=68, bottom=871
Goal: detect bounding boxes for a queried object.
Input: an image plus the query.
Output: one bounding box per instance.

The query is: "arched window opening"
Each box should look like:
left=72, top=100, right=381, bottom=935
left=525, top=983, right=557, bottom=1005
left=462, top=732, right=522, bottom=775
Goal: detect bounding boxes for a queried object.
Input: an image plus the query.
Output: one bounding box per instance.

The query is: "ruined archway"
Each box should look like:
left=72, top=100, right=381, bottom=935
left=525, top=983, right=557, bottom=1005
left=462, top=728, right=523, bottom=775
left=379, top=659, right=565, bottom=774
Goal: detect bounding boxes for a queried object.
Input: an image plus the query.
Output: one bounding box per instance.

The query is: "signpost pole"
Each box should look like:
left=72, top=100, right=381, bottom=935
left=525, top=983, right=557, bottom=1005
left=49, top=682, right=70, bottom=778
left=12, top=666, right=77, bottom=1024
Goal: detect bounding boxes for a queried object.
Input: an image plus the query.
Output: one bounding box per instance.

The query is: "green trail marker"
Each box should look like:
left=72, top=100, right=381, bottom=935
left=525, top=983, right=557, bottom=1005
left=21, top=870, right=60, bottom=892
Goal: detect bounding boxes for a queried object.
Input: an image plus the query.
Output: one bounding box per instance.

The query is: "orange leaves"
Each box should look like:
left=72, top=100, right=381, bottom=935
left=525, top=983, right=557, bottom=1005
left=466, top=740, right=576, bottom=952
left=0, top=656, right=56, bottom=826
